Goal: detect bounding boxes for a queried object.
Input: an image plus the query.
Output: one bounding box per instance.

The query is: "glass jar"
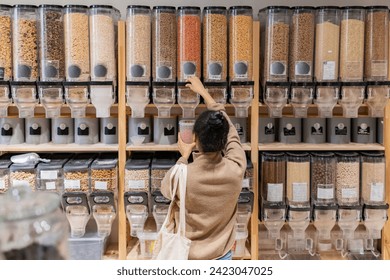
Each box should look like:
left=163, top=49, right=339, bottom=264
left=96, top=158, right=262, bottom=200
left=260, top=6, right=291, bottom=82
left=64, top=5, right=90, bottom=81
left=0, top=185, right=68, bottom=259
left=177, top=6, right=201, bottom=82
left=12, top=5, right=38, bottom=82
left=361, top=152, right=385, bottom=205
left=286, top=152, right=310, bottom=208
left=335, top=152, right=360, bottom=206
left=364, top=6, right=389, bottom=81
left=0, top=5, right=12, bottom=81
left=315, top=7, right=340, bottom=82
left=203, top=6, right=228, bottom=82
left=311, top=152, right=336, bottom=206
left=289, top=6, right=315, bottom=82
left=339, top=7, right=365, bottom=82
left=152, top=6, right=176, bottom=82
left=261, top=152, right=286, bottom=206
left=229, top=6, right=253, bottom=81
left=38, top=5, right=65, bottom=82
left=89, top=5, right=119, bottom=82
left=126, top=6, right=151, bottom=82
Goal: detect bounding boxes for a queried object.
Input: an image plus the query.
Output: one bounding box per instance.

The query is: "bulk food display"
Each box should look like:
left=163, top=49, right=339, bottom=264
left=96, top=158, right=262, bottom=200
left=0, top=5, right=12, bottom=82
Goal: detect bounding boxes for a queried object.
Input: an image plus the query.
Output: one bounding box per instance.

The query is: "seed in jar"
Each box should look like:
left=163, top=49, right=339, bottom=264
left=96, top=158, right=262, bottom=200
left=0, top=174, right=10, bottom=193
left=10, top=171, right=36, bottom=190
left=125, top=169, right=149, bottom=192
left=336, top=161, right=360, bottom=205
left=64, top=171, right=89, bottom=192
left=91, top=168, right=117, bottom=192
left=0, top=15, right=12, bottom=80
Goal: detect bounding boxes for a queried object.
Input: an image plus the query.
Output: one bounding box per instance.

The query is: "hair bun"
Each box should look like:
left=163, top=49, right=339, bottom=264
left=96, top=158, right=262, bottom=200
left=208, top=111, right=224, bottom=127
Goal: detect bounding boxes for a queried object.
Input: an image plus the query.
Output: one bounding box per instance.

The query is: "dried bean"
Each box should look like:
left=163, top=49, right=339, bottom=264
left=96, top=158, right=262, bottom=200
left=311, top=156, right=336, bottom=205
left=336, top=162, right=360, bottom=205
left=90, top=168, right=117, bottom=192
left=0, top=14, right=12, bottom=80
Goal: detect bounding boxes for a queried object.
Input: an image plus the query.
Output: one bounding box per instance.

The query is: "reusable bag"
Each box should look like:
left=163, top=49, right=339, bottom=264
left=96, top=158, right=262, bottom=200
left=152, top=163, right=191, bottom=260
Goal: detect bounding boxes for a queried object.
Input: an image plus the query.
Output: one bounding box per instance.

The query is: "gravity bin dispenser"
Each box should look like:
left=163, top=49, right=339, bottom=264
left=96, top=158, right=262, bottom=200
left=262, top=82, right=289, bottom=118
left=313, top=205, right=338, bottom=255
left=338, top=82, right=365, bottom=118
left=365, top=81, right=390, bottom=118
left=0, top=81, right=10, bottom=117
left=124, top=191, right=149, bottom=238
left=314, top=82, right=340, bottom=118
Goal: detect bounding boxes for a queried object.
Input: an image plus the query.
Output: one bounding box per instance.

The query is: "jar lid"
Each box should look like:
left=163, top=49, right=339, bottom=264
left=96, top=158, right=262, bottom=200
left=0, top=5, right=13, bottom=9
left=38, top=4, right=63, bottom=9
left=151, top=157, right=176, bottom=169
left=286, top=151, right=310, bottom=158
left=153, top=6, right=176, bottom=11
left=311, top=151, right=335, bottom=157
left=178, top=6, right=201, bottom=11
left=127, top=5, right=150, bottom=10
left=13, top=5, right=38, bottom=9
left=230, top=6, right=253, bottom=11
left=313, top=204, right=338, bottom=210
left=0, top=185, right=60, bottom=222
left=262, top=152, right=285, bottom=159
left=293, top=6, right=315, bottom=10
left=335, top=151, right=359, bottom=157
left=37, top=154, right=72, bottom=170
left=360, top=151, right=385, bottom=157
left=365, top=6, right=389, bottom=10
left=64, top=5, right=89, bottom=9
left=90, top=5, right=114, bottom=9
left=204, top=6, right=227, bottom=11
left=63, top=153, right=97, bottom=172
left=265, top=6, right=291, bottom=10
left=341, top=6, right=365, bottom=10
left=91, top=154, right=118, bottom=169
left=125, top=157, right=152, bottom=170
left=316, top=6, right=340, bottom=10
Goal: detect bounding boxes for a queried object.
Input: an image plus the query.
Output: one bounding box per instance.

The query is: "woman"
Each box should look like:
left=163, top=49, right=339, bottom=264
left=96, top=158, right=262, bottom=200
left=161, top=76, right=246, bottom=260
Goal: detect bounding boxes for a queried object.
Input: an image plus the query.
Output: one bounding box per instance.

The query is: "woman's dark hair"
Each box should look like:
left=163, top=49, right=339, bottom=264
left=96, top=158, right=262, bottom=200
left=193, top=110, right=229, bottom=152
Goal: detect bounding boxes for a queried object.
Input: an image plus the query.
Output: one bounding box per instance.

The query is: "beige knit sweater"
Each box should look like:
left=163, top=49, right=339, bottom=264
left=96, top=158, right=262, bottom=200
left=161, top=103, right=247, bottom=260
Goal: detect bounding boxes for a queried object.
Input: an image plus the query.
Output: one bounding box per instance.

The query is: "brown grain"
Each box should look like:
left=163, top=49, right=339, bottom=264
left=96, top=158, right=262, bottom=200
left=91, top=167, right=117, bottom=192
left=0, top=15, right=12, bottom=80
left=64, top=171, right=89, bottom=192
left=361, top=161, right=385, bottom=204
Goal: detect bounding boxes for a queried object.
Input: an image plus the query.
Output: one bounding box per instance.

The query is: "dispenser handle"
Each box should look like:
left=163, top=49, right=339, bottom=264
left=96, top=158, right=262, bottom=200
left=124, top=191, right=148, bottom=207
left=152, top=190, right=171, bottom=206
left=237, top=190, right=254, bottom=212
left=61, top=192, right=90, bottom=214
left=89, top=191, right=115, bottom=210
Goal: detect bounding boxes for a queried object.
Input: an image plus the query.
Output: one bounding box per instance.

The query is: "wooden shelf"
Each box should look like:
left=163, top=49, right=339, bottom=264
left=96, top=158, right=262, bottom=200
left=0, top=143, right=119, bottom=152
left=259, top=142, right=384, bottom=151
left=127, top=142, right=252, bottom=151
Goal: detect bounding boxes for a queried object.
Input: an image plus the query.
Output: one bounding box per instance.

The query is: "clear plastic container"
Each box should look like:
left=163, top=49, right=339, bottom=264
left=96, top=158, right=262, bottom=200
left=262, top=204, right=286, bottom=239
left=68, top=232, right=105, bottom=260
left=229, top=6, right=253, bottom=81
left=0, top=81, right=10, bottom=117
left=177, top=6, right=201, bottom=82
left=313, top=205, right=337, bottom=240
left=0, top=5, right=12, bottom=81
left=260, top=6, right=291, bottom=82
left=10, top=162, right=37, bottom=191
left=63, top=153, right=97, bottom=193
left=365, top=81, right=390, bottom=117
left=232, top=229, right=248, bottom=258
left=243, top=157, right=253, bottom=191
left=37, top=153, right=71, bottom=193
left=137, top=231, right=157, bottom=259
left=261, top=152, right=286, bottom=207
left=263, top=82, right=289, bottom=118
left=125, top=156, right=152, bottom=193
left=327, top=117, right=351, bottom=144
left=151, top=155, right=176, bottom=194
left=179, top=119, right=195, bottom=144
left=62, top=192, right=90, bottom=238
left=153, top=203, right=169, bottom=232
left=51, top=117, right=74, bottom=144
left=177, top=82, right=200, bottom=118
left=74, top=117, right=99, bottom=145
left=230, top=81, right=254, bottom=117
left=204, top=82, right=227, bottom=104
left=361, top=152, right=385, bottom=205
left=89, top=191, right=116, bottom=237
left=64, top=84, right=89, bottom=118
left=38, top=5, right=65, bottom=82
left=38, top=82, right=64, bottom=118
left=339, top=7, right=365, bottom=82
left=90, top=5, right=119, bottom=82
left=125, top=200, right=148, bottom=237
left=0, top=117, right=25, bottom=145
left=152, top=6, right=176, bottom=82
left=314, top=82, right=340, bottom=118
left=315, top=7, right=340, bottom=82
left=152, top=82, right=175, bottom=118
left=0, top=154, right=12, bottom=194
left=64, top=5, right=90, bottom=81
left=126, top=6, right=151, bottom=82
left=290, top=82, right=314, bottom=118
left=90, top=153, right=118, bottom=193
left=11, top=83, right=38, bottom=118
left=287, top=207, right=311, bottom=239
left=311, top=152, right=336, bottom=206
left=339, top=83, right=365, bottom=118
left=364, top=6, right=389, bottom=81
left=289, top=7, right=315, bottom=82
left=126, top=82, right=150, bottom=118
left=338, top=206, right=361, bottom=239
left=12, top=5, right=38, bottom=81
left=286, top=152, right=310, bottom=208
left=335, top=152, right=360, bottom=206
left=25, top=117, right=50, bottom=145
left=363, top=204, right=388, bottom=239
left=203, top=7, right=228, bottom=82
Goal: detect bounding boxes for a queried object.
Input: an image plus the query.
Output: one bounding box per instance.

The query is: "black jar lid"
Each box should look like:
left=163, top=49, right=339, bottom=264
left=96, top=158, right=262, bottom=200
left=90, top=5, right=115, bottom=10
left=153, top=6, right=176, bottom=11
left=365, top=6, right=389, bottom=10
left=0, top=5, right=13, bottom=9
left=127, top=5, right=150, bottom=10
left=340, top=6, right=365, bottom=10
left=38, top=4, right=63, bottom=9
left=293, top=6, right=315, bottom=10
left=13, top=5, right=38, bottom=9
left=177, top=6, right=201, bottom=11
left=316, top=6, right=340, bottom=10
left=230, top=6, right=253, bottom=10
left=266, top=6, right=291, bottom=10
left=64, top=5, right=89, bottom=9
left=204, top=6, right=227, bottom=11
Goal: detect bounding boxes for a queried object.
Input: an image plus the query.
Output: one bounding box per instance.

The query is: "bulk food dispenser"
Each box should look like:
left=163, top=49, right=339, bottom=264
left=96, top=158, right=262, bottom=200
left=365, top=81, right=390, bottom=117
left=125, top=192, right=149, bottom=237
left=11, top=5, right=39, bottom=118
left=337, top=205, right=362, bottom=258
left=89, top=5, right=119, bottom=118
left=89, top=191, right=116, bottom=238
left=0, top=5, right=12, bottom=117
left=63, top=5, right=90, bottom=118
left=37, top=5, right=65, bottom=118
left=314, top=82, right=340, bottom=118
left=313, top=205, right=337, bottom=254
left=363, top=204, right=388, bottom=258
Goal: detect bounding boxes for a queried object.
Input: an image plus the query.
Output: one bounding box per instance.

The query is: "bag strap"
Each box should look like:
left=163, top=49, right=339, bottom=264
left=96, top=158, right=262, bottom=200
left=177, top=164, right=187, bottom=236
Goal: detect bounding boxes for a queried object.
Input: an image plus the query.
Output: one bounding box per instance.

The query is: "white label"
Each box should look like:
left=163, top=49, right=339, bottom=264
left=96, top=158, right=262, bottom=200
left=128, top=180, right=145, bottom=190
left=292, top=182, right=308, bottom=202
left=370, top=183, right=385, bottom=202
left=64, top=180, right=80, bottom=190
left=341, top=187, right=358, bottom=199
left=45, top=182, right=56, bottom=190
left=322, top=61, right=336, bottom=80
left=0, top=179, right=5, bottom=189
left=267, top=183, right=283, bottom=202
left=41, top=170, right=58, bottom=180
left=317, top=184, right=334, bottom=199
left=12, top=180, right=29, bottom=188
left=242, top=178, right=250, bottom=189
left=95, top=181, right=108, bottom=190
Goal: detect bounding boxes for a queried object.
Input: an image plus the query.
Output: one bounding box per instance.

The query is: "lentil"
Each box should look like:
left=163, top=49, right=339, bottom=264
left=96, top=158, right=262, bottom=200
left=286, top=161, right=310, bottom=206
left=126, top=13, right=151, bottom=81
left=152, top=10, right=176, bottom=81
left=339, top=19, right=364, bottom=81
left=203, top=12, right=227, bottom=81
left=311, top=154, right=336, bottom=205
left=315, top=22, right=340, bottom=81
left=64, top=12, right=90, bottom=81
left=125, top=169, right=149, bottom=192
left=63, top=171, right=89, bottom=192
left=177, top=14, right=201, bottom=81
left=90, top=168, right=117, bottom=192
left=229, top=15, right=253, bottom=80
left=0, top=14, right=12, bottom=80
left=289, top=12, right=315, bottom=81
left=365, top=10, right=389, bottom=80
left=336, top=160, right=360, bottom=206
left=261, top=154, right=286, bottom=204
left=13, top=19, right=38, bottom=81
left=361, top=161, right=385, bottom=204
left=40, top=10, right=65, bottom=80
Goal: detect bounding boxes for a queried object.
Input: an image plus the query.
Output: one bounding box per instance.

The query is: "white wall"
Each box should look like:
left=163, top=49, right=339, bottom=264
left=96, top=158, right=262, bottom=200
left=2, top=0, right=389, bottom=19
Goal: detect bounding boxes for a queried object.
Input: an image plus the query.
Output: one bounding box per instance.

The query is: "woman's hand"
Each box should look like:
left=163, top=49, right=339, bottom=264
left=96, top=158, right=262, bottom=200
left=186, top=77, right=215, bottom=105
left=178, top=132, right=196, bottom=160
